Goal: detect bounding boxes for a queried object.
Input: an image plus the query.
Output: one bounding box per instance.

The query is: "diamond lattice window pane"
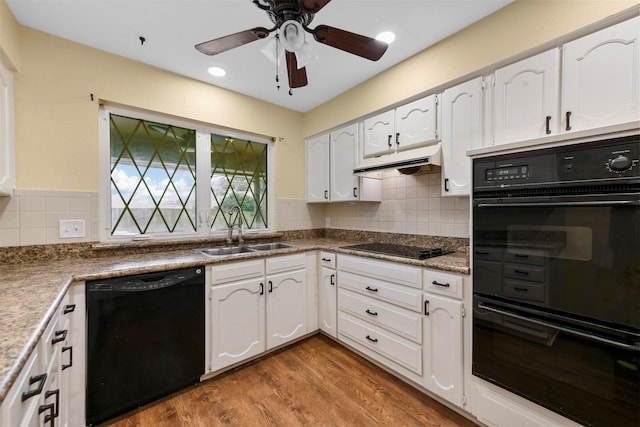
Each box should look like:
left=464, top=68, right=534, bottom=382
left=210, top=134, right=267, bottom=231
left=109, top=114, right=196, bottom=236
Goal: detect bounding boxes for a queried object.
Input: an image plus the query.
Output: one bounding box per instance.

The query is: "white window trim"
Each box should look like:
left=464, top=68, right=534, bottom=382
left=98, top=104, right=274, bottom=242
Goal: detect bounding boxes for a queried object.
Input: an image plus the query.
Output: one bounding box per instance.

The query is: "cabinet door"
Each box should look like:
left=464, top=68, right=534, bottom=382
left=266, top=269, right=307, bottom=348
left=306, top=133, right=330, bottom=203
left=562, top=16, right=640, bottom=133
left=395, top=95, right=439, bottom=151
left=493, top=49, right=560, bottom=145
left=363, top=110, right=394, bottom=158
left=441, top=77, right=483, bottom=196
left=210, top=279, right=266, bottom=371
left=318, top=266, right=337, bottom=338
left=423, top=293, right=463, bottom=407
left=330, top=123, right=359, bottom=201
left=0, top=58, right=14, bottom=196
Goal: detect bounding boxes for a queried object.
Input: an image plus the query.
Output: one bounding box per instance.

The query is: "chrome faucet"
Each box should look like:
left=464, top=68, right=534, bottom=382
left=227, top=205, right=244, bottom=246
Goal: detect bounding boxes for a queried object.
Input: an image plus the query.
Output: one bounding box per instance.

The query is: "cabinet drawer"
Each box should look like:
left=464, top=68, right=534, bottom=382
left=2, top=350, right=43, bottom=426
left=504, top=264, right=545, bottom=283
left=211, top=259, right=264, bottom=285
left=504, top=250, right=545, bottom=266
left=338, top=289, right=422, bottom=344
left=424, top=270, right=463, bottom=300
left=319, top=252, right=336, bottom=269
left=39, top=312, right=66, bottom=371
left=338, top=312, right=422, bottom=375
left=338, top=271, right=423, bottom=313
left=503, top=279, right=546, bottom=303
left=266, top=253, right=306, bottom=274
left=338, top=254, right=421, bottom=289
left=474, top=246, right=503, bottom=261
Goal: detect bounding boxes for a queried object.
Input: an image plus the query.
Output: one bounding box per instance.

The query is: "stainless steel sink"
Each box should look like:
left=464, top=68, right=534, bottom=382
left=197, top=246, right=255, bottom=257
left=196, top=242, right=295, bottom=257
left=246, top=242, right=295, bottom=251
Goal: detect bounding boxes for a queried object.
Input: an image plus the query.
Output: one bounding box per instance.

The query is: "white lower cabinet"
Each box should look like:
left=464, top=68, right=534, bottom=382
left=209, top=254, right=308, bottom=372
left=1, top=286, right=83, bottom=427
left=318, top=252, right=337, bottom=338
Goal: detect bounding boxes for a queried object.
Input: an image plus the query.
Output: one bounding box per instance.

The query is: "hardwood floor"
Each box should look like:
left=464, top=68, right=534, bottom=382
left=105, top=334, right=476, bottom=426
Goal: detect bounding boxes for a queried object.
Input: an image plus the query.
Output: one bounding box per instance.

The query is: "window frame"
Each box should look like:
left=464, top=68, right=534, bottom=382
left=99, top=104, right=274, bottom=242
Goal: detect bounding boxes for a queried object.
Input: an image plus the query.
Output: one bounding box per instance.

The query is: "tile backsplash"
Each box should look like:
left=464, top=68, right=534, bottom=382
left=277, top=170, right=470, bottom=238
left=1, top=171, right=468, bottom=247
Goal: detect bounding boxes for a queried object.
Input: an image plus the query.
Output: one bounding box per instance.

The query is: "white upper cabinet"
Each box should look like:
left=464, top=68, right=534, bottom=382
left=306, top=133, right=330, bottom=202
left=330, top=123, right=359, bottom=202
left=306, top=123, right=381, bottom=203
left=363, top=95, right=439, bottom=158
left=395, top=96, right=439, bottom=151
left=0, top=58, right=14, bottom=196
left=441, top=77, right=484, bottom=196
left=493, top=49, right=561, bottom=145
left=562, top=16, right=640, bottom=133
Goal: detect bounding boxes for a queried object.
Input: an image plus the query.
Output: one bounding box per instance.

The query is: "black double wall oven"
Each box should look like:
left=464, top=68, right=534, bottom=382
left=472, top=134, right=639, bottom=426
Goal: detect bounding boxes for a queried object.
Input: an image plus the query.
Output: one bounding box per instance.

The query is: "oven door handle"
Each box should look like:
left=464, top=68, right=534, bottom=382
left=476, top=200, right=640, bottom=208
left=478, top=302, right=640, bottom=352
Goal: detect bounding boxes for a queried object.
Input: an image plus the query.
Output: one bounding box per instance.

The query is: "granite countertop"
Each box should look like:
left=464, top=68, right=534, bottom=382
left=0, top=238, right=469, bottom=404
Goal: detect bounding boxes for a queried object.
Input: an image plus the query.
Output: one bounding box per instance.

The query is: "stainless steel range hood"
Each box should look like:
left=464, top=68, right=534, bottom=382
left=353, top=143, right=442, bottom=175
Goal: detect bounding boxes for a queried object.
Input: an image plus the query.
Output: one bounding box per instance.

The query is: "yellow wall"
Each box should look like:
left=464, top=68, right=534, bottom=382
left=303, top=0, right=640, bottom=137
left=0, top=0, right=20, bottom=69
left=2, top=0, right=639, bottom=200
left=11, top=26, right=304, bottom=197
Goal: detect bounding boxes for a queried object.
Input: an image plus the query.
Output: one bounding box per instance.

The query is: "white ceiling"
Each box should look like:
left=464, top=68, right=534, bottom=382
left=6, top=0, right=512, bottom=112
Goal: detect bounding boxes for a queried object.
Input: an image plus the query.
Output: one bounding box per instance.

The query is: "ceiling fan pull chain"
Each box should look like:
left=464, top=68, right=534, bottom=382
left=275, top=33, right=280, bottom=91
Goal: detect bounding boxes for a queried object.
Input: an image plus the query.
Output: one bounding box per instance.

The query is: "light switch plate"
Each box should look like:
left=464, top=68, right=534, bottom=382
left=59, top=220, right=85, bottom=238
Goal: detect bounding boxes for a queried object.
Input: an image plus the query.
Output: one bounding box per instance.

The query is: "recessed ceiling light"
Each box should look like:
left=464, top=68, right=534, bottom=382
left=207, top=66, right=226, bottom=77
left=376, top=31, right=395, bottom=44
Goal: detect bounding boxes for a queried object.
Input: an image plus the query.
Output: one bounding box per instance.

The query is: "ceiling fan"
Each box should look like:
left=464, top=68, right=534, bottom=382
left=195, top=0, right=389, bottom=91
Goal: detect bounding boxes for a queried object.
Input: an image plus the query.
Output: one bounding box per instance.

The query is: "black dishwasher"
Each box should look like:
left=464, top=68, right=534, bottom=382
left=86, top=266, right=205, bottom=426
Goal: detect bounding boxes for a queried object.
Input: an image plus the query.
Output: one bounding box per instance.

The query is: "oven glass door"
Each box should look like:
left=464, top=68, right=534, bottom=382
left=473, top=295, right=640, bottom=427
left=473, top=195, right=640, bottom=329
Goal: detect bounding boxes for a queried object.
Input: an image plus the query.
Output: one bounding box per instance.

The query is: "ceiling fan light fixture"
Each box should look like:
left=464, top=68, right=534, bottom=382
left=280, top=20, right=305, bottom=52
left=375, top=31, right=396, bottom=44
left=296, top=41, right=318, bottom=68
left=260, top=35, right=284, bottom=64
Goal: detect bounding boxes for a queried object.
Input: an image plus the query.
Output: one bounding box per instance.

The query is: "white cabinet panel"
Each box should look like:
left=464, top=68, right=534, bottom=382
left=441, top=77, right=484, bottom=196
left=306, top=133, right=330, bottom=202
left=493, top=49, right=561, bottom=145
left=338, top=254, right=422, bottom=289
left=363, top=109, right=395, bottom=158
left=330, top=123, right=359, bottom=201
left=210, top=278, right=266, bottom=371
left=319, top=265, right=337, bottom=338
left=266, top=269, right=307, bottom=348
left=562, top=16, right=640, bottom=133
left=395, top=95, right=439, bottom=151
left=423, top=293, right=463, bottom=407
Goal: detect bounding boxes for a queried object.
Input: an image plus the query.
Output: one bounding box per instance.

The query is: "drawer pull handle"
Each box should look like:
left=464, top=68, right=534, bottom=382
left=432, top=280, right=450, bottom=288
left=515, top=254, right=529, bottom=259
left=514, top=286, right=529, bottom=292
left=38, top=403, right=56, bottom=426
left=45, top=389, right=60, bottom=418
left=52, top=329, right=67, bottom=345
left=565, top=111, right=572, bottom=131
left=321, top=257, right=331, bottom=262
left=424, top=299, right=430, bottom=316
left=330, top=274, right=336, bottom=286
left=365, top=286, right=378, bottom=293
left=62, top=346, right=73, bottom=370
left=545, top=115, right=552, bottom=134
left=387, top=134, right=392, bottom=147
left=365, top=309, right=378, bottom=317
left=268, top=280, right=273, bottom=293
left=63, top=304, right=76, bottom=314
left=514, top=269, right=529, bottom=275
left=259, top=282, right=264, bottom=295
left=22, top=373, right=47, bottom=401
left=365, top=335, right=378, bottom=343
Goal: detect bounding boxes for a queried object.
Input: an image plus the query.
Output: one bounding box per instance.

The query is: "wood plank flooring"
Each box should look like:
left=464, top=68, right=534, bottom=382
left=105, top=334, right=476, bottom=426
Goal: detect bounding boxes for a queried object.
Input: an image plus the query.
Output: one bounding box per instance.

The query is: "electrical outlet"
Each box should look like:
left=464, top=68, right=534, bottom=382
left=59, top=220, right=85, bottom=239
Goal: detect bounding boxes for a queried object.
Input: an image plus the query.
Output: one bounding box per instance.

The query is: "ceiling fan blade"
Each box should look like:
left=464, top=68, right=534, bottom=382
left=195, top=27, right=271, bottom=56
left=286, top=51, right=308, bottom=88
left=301, top=0, right=332, bottom=13
left=313, top=24, right=388, bottom=61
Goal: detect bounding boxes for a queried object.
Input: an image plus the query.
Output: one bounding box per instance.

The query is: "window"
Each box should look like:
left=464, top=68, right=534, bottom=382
left=100, top=106, right=272, bottom=241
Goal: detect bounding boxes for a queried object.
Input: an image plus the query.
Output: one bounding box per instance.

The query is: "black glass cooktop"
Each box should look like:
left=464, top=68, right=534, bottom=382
left=341, top=242, right=450, bottom=260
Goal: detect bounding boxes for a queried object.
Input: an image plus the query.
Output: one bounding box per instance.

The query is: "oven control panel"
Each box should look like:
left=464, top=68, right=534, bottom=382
left=473, top=134, right=639, bottom=191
